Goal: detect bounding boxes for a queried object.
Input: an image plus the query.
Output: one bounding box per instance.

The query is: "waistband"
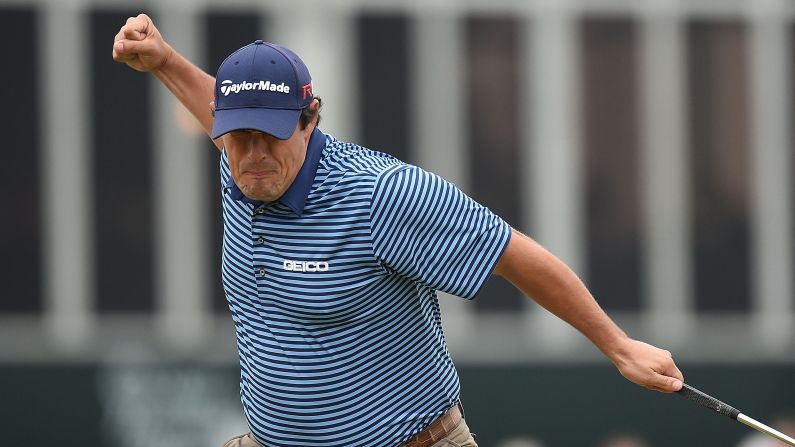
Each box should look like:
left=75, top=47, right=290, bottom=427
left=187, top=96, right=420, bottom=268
left=401, top=403, right=464, bottom=447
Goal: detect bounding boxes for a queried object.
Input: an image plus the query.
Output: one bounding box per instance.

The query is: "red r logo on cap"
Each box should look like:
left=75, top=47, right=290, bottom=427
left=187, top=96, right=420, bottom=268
left=302, top=83, right=313, bottom=100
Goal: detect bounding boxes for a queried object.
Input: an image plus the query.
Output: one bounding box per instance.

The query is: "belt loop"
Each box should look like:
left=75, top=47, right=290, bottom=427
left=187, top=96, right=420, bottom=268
left=457, top=401, right=465, bottom=419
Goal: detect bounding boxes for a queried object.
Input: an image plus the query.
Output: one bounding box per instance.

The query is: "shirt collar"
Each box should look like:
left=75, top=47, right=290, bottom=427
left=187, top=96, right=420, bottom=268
left=225, top=128, right=325, bottom=216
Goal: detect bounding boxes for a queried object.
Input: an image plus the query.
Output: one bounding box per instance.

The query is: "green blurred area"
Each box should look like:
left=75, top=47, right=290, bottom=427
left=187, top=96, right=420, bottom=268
left=2, top=363, right=793, bottom=446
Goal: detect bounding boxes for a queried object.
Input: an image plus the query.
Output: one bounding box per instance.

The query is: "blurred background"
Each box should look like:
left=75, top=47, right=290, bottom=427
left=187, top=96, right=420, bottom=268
left=1, top=0, right=795, bottom=445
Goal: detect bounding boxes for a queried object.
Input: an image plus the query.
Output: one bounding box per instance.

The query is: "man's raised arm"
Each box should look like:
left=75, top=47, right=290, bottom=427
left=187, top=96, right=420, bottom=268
left=112, top=14, right=222, bottom=150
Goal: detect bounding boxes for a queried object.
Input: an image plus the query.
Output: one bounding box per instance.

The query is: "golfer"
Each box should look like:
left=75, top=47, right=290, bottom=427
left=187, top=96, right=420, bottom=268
left=113, top=14, right=684, bottom=447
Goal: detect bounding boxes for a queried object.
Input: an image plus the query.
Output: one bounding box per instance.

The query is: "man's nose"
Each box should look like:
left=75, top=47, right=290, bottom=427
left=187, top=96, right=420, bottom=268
left=247, top=134, right=271, bottom=159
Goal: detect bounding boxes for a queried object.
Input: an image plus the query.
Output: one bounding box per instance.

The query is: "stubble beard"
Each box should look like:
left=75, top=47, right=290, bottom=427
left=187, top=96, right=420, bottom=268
left=239, top=178, right=283, bottom=202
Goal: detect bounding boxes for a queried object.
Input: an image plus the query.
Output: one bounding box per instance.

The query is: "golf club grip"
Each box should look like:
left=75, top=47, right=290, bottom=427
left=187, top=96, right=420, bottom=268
left=677, top=383, right=740, bottom=420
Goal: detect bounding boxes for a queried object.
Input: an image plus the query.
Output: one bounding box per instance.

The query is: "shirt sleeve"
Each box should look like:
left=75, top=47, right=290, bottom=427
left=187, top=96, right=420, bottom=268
left=370, top=164, right=512, bottom=299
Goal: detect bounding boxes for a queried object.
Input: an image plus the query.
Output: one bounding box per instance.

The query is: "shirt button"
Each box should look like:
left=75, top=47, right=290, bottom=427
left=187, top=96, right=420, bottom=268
left=255, top=208, right=265, bottom=214
left=256, top=237, right=265, bottom=245
left=257, top=268, right=266, bottom=276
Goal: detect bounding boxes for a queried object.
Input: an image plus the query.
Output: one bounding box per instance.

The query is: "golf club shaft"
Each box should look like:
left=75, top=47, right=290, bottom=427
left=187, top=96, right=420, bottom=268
left=737, top=413, right=795, bottom=447
left=677, top=383, right=795, bottom=446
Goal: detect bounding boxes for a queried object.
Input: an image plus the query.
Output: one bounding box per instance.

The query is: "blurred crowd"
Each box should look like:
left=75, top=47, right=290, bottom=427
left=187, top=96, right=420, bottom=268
left=494, top=412, right=795, bottom=447
left=495, top=433, right=650, bottom=447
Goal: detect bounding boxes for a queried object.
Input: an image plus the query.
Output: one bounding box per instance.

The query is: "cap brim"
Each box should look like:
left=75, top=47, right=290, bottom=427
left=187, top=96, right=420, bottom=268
left=211, top=107, right=301, bottom=140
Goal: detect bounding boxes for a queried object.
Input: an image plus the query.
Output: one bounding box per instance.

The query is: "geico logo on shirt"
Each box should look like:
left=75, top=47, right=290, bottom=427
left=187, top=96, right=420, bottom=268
left=220, top=79, right=291, bottom=96
left=282, top=260, right=329, bottom=272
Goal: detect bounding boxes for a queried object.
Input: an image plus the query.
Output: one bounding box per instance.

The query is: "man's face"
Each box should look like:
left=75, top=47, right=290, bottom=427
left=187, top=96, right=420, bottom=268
left=223, top=120, right=312, bottom=202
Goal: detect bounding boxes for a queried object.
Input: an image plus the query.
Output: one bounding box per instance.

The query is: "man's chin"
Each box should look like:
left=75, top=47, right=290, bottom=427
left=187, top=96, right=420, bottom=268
left=240, top=187, right=279, bottom=203
left=247, top=193, right=277, bottom=202
left=237, top=178, right=281, bottom=200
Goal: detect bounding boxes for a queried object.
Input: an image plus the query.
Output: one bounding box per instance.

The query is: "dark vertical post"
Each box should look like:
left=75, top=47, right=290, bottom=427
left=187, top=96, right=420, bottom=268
left=91, top=10, right=155, bottom=312
left=0, top=8, right=41, bottom=312
left=687, top=21, right=751, bottom=312
left=581, top=17, right=643, bottom=310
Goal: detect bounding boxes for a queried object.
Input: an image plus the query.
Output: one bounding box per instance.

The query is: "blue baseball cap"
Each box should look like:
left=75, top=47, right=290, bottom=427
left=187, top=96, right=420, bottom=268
left=211, top=40, right=314, bottom=140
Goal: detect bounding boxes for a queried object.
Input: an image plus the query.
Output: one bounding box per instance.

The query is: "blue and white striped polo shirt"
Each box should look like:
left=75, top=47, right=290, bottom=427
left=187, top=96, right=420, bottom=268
left=219, top=128, right=511, bottom=447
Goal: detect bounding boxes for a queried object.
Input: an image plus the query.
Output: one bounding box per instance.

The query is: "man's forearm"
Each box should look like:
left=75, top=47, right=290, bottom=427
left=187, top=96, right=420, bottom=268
left=152, top=48, right=217, bottom=142
left=494, top=228, right=684, bottom=392
left=494, top=229, right=631, bottom=361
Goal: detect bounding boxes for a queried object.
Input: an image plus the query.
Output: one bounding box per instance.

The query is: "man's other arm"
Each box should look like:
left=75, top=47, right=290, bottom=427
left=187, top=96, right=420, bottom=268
left=493, top=227, right=684, bottom=393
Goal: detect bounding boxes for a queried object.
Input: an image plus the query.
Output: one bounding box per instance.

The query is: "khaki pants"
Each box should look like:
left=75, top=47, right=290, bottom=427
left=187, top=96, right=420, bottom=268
left=427, top=418, right=478, bottom=447
left=220, top=432, right=259, bottom=447
left=220, top=419, right=477, bottom=447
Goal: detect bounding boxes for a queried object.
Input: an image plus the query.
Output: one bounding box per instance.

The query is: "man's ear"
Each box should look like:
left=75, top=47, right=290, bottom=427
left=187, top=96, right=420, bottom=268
left=311, top=98, right=321, bottom=125
left=306, top=99, right=321, bottom=132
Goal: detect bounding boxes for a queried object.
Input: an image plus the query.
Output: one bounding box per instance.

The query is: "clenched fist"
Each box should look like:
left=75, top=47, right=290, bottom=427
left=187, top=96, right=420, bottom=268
left=112, top=13, right=173, bottom=73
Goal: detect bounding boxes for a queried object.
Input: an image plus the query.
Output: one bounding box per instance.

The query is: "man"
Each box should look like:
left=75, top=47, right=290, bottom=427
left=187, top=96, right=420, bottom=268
left=113, top=14, right=684, bottom=447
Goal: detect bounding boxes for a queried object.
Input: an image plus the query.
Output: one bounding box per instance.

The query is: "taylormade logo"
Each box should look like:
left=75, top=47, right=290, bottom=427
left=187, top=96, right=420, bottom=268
left=220, top=79, right=291, bottom=96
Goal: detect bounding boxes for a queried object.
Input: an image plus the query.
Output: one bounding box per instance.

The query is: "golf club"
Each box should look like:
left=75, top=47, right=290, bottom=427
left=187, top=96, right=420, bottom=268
left=676, top=383, right=795, bottom=446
